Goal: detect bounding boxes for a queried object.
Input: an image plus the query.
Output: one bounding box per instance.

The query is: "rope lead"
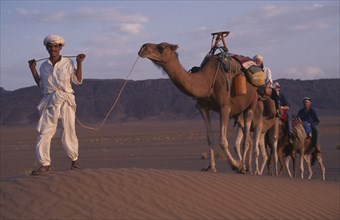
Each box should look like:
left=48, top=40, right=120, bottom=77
left=75, top=56, right=140, bottom=131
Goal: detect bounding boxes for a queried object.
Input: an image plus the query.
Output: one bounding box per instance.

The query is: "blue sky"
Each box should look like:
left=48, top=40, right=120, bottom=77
left=1, top=0, right=339, bottom=91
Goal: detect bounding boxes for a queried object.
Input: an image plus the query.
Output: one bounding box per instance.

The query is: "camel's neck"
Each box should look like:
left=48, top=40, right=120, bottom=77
left=162, top=55, right=217, bottom=98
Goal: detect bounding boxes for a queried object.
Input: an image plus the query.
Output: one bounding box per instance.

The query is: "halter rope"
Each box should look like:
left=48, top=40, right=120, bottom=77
left=76, top=56, right=139, bottom=131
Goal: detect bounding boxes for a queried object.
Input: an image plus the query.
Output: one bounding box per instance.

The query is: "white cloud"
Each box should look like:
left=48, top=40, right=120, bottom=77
left=75, top=7, right=148, bottom=23
left=119, top=23, right=144, bottom=34
left=290, top=22, right=330, bottom=32
left=303, top=3, right=324, bottom=11
left=15, top=7, right=148, bottom=25
left=227, top=2, right=337, bottom=54
left=16, top=8, right=65, bottom=23
left=261, top=5, right=291, bottom=18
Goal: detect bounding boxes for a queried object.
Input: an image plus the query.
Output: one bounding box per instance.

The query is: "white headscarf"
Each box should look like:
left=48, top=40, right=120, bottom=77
left=253, top=54, right=263, bottom=61
left=43, top=34, right=65, bottom=46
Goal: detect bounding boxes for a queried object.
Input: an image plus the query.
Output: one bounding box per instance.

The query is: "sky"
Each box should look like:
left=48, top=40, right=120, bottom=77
left=1, top=0, right=339, bottom=91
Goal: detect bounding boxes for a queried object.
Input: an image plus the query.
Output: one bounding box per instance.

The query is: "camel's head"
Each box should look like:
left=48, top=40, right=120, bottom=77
left=138, top=42, right=179, bottom=65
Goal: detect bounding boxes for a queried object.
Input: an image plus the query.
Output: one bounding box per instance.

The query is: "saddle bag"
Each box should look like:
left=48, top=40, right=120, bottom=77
left=246, top=65, right=266, bottom=87
left=230, top=54, right=266, bottom=87
left=234, top=73, right=247, bottom=96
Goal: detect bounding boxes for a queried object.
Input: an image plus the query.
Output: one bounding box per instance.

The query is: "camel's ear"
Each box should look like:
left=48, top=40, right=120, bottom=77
left=171, top=44, right=179, bottom=51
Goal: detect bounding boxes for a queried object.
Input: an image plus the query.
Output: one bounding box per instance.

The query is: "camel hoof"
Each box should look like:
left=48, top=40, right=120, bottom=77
left=237, top=168, right=247, bottom=174
left=246, top=168, right=253, bottom=175
left=201, top=166, right=217, bottom=173
left=231, top=161, right=244, bottom=174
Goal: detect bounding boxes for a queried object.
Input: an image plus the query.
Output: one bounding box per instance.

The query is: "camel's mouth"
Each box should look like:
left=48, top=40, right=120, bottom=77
left=146, top=56, right=164, bottom=65
left=138, top=50, right=163, bottom=65
left=138, top=46, right=147, bottom=58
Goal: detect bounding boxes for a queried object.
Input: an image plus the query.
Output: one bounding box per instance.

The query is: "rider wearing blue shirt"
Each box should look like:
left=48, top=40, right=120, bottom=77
left=297, top=97, right=320, bottom=146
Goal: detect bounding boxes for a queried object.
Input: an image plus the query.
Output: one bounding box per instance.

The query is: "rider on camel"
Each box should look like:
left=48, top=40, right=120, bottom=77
left=298, top=97, right=320, bottom=147
left=253, top=54, right=280, bottom=117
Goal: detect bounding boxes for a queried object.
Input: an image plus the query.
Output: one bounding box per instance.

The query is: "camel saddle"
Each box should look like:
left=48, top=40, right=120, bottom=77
left=280, top=110, right=302, bottom=127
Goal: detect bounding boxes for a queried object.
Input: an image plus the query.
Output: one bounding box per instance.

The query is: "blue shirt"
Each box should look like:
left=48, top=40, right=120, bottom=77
left=297, top=107, right=320, bottom=126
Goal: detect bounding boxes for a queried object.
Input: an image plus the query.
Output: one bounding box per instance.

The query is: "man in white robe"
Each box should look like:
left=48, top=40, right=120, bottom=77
left=253, top=54, right=280, bottom=117
left=28, top=34, right=86, bottom=175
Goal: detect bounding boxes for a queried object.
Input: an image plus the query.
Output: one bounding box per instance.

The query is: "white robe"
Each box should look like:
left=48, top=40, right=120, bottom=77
left=35, top=57, right=82, bottom=166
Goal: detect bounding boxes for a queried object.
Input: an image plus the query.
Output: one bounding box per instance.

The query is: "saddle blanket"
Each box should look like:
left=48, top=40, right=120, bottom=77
left=230, top=54, right=256, bottom=69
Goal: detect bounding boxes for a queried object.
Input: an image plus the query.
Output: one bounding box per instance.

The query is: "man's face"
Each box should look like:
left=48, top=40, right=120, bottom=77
left=304, top=101, right=311, bottom=109
left=46, top=43, right=62, bottom=57
left=255, top=58, right=262, bottom=67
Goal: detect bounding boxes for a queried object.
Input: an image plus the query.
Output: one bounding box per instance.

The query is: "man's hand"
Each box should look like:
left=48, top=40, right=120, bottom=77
left=76, top=54, right=86, bottom=63
left=28, top=59, right=40, bottom=87
left=28, top=59, right=37, bottom=70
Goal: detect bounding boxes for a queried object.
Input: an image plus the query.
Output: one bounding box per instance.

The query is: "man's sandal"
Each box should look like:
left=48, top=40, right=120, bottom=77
left=31, top=165, right=51, bottom=175
left=71, top=160, right=81, bottom=170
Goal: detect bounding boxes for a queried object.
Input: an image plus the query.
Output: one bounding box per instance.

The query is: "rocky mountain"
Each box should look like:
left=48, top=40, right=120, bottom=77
left=1, top=78, right=339, bottom=126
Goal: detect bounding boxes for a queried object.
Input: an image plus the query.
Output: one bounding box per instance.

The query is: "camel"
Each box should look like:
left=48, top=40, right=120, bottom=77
left=234, top=96, right=279, bottom=175
left=277, top=120, right=326, bottom=180
left=138, top=42, right=258, bottom=172
left=284, top=139, right=326, bottom=181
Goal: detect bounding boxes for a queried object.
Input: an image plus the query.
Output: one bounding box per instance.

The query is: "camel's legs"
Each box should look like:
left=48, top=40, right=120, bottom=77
left=305, top=153, right=326, bottom=181
left=272, top=124, right=279, bottom=176
left=247, top=136, right=253, bottom=174
left=285, top=156, right=293, bottom=178
left=304, top=154, right=313, bottom=179
left=208, top=148, right=216, bottom=172
left=242, top=133, right=253, bottom=173
left=258, top=134, right=268, bottom=175
left=312, top=144, right=326, bottom=181
left=240, top=109, right=253, bottom=173
left=273, top=143, right=278, bottom=176
left=266, top=140, right=273, bottom=176
left=235, top=120, right=253, bottom=173
left=254, top=130, right=261, bottom=175
left=277, top=146, right=285, bottom=176
left=197, top=105, right=216, bottom=172
left=268, top=139, right=279, bottom=176
left=317, top=153, right=326, bottom=181
left=300, top=148, right=305, bottom=179
left=234, top=126, right=244, bottom=162
left=307, top=153, right=326, bottom=181
left=219, top=105, right=240, bottom=171
left=291, top=152, right=297, bottom=177
left=235, top=123, right=252, bottom=173
left=267, top=121, right=279, bottom=176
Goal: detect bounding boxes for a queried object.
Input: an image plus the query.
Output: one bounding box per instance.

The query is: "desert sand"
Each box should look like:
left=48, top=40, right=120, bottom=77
left=1, top=117, right=339, bottom=219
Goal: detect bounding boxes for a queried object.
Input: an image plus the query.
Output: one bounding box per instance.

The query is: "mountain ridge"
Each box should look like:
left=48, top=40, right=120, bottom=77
left=1, top=78, right=339, bottom=126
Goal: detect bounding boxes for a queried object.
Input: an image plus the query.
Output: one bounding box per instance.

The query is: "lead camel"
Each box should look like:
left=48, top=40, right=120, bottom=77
left=138, top=42, right=258, bottom=173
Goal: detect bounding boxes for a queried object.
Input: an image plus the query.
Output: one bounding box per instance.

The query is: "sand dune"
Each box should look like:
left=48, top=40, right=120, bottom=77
left=1, top=168, right=338, bottom=220
left=1, top=118, right=339, bottom=219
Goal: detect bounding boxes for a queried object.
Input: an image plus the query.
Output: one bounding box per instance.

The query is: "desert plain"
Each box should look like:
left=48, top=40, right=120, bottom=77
left=1, top=116, right=339, bottom=219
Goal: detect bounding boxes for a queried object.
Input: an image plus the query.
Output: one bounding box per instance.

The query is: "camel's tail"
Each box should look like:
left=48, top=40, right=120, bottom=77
left=311, top=147, right=321, bottom=166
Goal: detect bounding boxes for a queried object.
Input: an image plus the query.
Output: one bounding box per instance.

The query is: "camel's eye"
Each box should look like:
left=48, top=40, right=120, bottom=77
left=157, top=45, right=164, bottom=53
